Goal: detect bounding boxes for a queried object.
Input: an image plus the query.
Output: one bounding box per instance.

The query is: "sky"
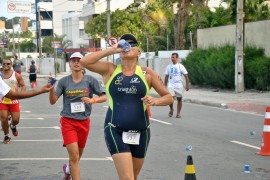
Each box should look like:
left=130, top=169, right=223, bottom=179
left=0, top=0, right=36, bottom=19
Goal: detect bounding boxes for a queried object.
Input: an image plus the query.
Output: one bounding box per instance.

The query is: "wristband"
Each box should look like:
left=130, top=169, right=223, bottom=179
left=92, top=98, right=97, bottom=104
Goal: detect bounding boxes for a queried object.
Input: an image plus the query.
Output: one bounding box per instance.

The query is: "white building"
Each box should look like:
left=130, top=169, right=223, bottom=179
left=62, top=12, right=88, bottom=48
left=36, top=0, right=86, bottom=38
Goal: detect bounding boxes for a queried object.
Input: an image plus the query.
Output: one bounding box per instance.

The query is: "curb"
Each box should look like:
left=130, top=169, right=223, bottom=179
left=183, top=99, right=228, bottom=109
left=150, top=93, right=228, bottom=109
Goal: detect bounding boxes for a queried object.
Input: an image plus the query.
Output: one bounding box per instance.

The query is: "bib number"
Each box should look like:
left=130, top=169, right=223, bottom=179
left=122, top=131, right=140, bottom=145
left=71, top=102, right=85, bottom=113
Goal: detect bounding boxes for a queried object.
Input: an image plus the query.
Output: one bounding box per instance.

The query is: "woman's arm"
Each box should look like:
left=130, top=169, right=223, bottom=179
left=141, top=67, right=173, bottom=106
left=49, top=86, right=59, bottom=105
left=81, top=93, right=107, bottom=104
left=80, top=48, right=119, bottom=75
left=36, top=65, right=40, bottom=73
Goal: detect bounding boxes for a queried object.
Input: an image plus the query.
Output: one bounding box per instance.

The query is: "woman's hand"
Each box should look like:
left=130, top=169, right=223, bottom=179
left=141, top=95, right=156, bottom=106
left=81, top=97, right=96, bottom=104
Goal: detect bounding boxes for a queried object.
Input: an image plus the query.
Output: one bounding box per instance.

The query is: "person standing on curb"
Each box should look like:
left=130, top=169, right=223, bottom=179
left=80, top=33, right=173, bottom=180
left=48, top=52, right=106, bottom=180
left=164, top=52, right=190, bottom=118
left=0, top=59, right=26, bottom=143
left=27, top=60, right=39, bottom=88
left=12, top=54, right=24, bottom=75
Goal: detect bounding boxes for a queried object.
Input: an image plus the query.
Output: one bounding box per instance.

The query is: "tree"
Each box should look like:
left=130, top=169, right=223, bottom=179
left=223, top=0, right=270, bottom=22
left=85, top=0, right=178, bottom=52
left=20, top=40, right=36, bottom=52
left=20, top=30, right=33, bottom=38
left=175, top=0, right=191, bottom=50
left=42, top=34, right=72, bottom=55
left=85, top=8, right=161, bottom=52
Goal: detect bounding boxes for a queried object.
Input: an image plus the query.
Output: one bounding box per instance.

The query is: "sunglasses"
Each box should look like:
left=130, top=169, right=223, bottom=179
left=70, top=59, right=80, bottom=63
left=2, top=63, right=11, bottom=65
left=129, top=42, right=138, bottom=47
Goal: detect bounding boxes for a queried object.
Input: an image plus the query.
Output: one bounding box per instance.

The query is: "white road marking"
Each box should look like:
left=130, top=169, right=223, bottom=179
left=0, top=157, right=113, bottom=161
left=12, top=140, right=62, bottom=142
left=21, top=111, right=31, bottom=113
left=20, top=118, right=44, bottom=120
left=19, top=126, right=60, bottom=129
left=150, top=118, right=172, bottom=125
left=230, top=140, right=260, bottom=150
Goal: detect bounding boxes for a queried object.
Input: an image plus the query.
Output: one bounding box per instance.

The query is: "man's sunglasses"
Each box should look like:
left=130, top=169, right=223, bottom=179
left=2, top=63, right=11, bottom=65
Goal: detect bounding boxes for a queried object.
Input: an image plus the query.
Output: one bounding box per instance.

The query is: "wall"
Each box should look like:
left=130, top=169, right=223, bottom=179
left=17, top=50, right=191, bottom=78
left=197, top=20, right=270, bottom=57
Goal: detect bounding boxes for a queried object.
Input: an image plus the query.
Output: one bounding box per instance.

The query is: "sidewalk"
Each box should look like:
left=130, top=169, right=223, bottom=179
left=150, top=86, right=269, bottom=115
left=24, top=72, right=269, bottom=115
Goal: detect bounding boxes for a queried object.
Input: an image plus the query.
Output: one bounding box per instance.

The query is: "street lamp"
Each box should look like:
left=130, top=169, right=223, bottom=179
left=38, top=6, right=56, bottom=78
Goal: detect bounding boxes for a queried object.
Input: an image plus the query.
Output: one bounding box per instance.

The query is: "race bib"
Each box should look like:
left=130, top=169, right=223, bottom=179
left=71, top=102, right=85, bottom=113
left=122, top=131, right=140, bottom=145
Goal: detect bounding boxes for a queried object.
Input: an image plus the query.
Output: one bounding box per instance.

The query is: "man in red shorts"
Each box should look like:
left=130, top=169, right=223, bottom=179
left=0, top=59, right=26, bottom=143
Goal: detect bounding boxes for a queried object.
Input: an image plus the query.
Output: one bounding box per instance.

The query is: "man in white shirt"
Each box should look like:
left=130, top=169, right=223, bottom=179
left=0, top=78, right=52, bottom=100
left=164, top=53, right=190, bottom=118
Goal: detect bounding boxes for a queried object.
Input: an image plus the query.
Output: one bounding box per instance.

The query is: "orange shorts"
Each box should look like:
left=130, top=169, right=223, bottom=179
left=0, top=103, right=20, bottom=112
left=60, top=117, right=90, bottom=148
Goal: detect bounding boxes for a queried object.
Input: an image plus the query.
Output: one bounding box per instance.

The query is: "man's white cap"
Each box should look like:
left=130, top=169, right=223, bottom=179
left=70, top=52, right=83, bottom=59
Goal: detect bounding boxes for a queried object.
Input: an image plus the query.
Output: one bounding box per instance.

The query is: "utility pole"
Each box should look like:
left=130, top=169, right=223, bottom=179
left=106, top=0, right=111, bottom=61
left=235, top=0, right=245, bottom=92
left=167, top=34, right=169, bottom=50
left=146, top=36, right=149, bottom=67
left=106, top=0, right=111, bottom=39
left=38, top=6, right=42, bottom=73
left=12, top=18, right=15, bottom=54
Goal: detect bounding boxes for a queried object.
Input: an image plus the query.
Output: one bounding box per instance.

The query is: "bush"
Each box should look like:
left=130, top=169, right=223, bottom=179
left=183, top=45, right=270, bottom=90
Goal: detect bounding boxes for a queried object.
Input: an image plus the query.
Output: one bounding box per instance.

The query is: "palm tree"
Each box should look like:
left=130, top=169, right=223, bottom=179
left=42, top=34, right=72, bottom=55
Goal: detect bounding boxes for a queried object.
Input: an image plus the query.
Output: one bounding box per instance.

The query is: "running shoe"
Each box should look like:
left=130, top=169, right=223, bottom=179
left=62, top=164, right=71, bottom=180
left=10, top=124, right=18, bottom=136
left=3, top=136, right=11, bottom=144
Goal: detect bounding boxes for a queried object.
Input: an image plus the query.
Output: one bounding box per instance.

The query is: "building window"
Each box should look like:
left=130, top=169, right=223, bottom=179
left=79, top=29, right=84, bottom=37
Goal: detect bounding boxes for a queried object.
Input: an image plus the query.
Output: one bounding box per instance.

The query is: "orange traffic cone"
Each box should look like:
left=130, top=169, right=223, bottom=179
left=184, top=155, right=196, bottom=180
left=147, top=106, right=152, bottom=118
left=257, top=107, right=270, bottom=156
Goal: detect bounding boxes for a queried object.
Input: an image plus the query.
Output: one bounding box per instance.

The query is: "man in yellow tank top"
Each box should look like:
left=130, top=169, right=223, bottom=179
left=0, top=59, right=26, bottom=144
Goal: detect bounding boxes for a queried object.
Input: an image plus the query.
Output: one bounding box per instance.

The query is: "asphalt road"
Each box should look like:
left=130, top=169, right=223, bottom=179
left=0, top=78, right=269, bottom=180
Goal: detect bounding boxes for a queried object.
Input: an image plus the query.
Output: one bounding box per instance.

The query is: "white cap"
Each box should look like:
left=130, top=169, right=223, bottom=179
left=70, top=52, right=83, bottom=59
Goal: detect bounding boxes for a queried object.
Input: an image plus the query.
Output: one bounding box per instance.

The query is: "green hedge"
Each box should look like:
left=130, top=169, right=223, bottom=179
left=182, top=45, right=270, bottom=90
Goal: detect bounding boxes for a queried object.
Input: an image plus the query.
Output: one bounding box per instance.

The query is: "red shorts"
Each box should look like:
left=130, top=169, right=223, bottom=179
left=0, top=103, right=20, bottom=112
left=60, top=117, right=90, bottom=148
